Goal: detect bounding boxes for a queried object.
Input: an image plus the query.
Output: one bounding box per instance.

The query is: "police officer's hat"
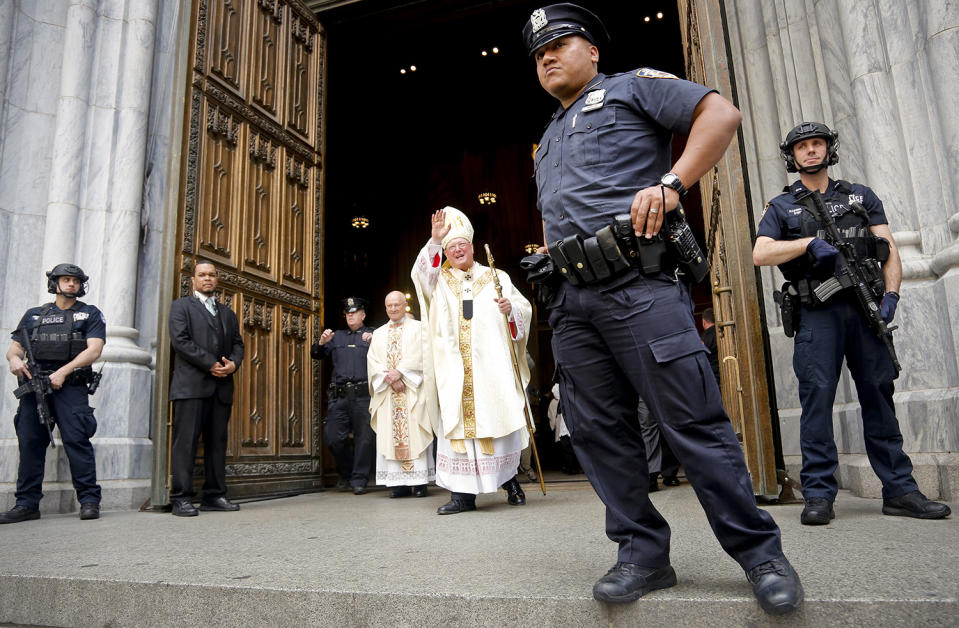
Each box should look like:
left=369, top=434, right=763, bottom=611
left=779, top=121, right=840, bottom=173
left=46, top=263, right=89, bottom=297
left=523, top=3, right=610, bottom=55
left=342, top=297, right=367, bottom=313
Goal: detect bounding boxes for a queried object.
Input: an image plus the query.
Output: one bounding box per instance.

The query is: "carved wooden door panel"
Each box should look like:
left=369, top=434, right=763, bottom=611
left=175, top=0, right=325, bottom=496
left=678, top=0, right=778, bottom=494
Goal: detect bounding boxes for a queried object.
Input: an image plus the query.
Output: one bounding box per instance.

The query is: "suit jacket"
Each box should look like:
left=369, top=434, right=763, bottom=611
left=169, top=295, right=244, bottom=403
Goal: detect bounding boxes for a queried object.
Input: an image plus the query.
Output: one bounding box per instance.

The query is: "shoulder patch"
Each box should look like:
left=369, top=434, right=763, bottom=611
left=760, top=203, right=770, bottom=221
left=636, top=68, right=679, bottom=80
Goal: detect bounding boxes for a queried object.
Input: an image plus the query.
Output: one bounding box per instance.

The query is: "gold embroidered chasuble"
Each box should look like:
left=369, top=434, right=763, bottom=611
left=411, top=243, right=532, bottom=451
left=367, top=318, right=437, bottom=463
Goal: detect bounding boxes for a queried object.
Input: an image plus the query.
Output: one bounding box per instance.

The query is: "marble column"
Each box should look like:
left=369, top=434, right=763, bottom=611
left=39, top=0, right=96, bottom=295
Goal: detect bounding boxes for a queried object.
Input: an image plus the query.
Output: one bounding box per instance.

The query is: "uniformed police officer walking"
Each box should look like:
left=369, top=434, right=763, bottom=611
left=312, top=298, right=376, bottom=494
left=523, top=3, right=802, bottom=615
left=753, top=121, right=951, bottom=525
left=1, top=264, right=105, bottom=523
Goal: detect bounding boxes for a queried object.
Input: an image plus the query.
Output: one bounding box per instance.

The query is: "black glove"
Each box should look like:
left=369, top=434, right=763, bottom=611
left=880, top=291, right=899, bottom=323
left=520, top=253, right=555, bottom=284
left=806, top=237, right=839, bottom=272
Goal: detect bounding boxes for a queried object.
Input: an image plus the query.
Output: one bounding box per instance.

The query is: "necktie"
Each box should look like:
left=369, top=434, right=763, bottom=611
left=205, top=298, right=217, bottom=316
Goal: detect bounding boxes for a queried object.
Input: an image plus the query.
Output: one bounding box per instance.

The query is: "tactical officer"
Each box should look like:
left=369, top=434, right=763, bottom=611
left=312, top=297, right=375, bottom=494
left=753, top=121, right=950, bottom=525
left=524, top=3, right=802, bottom=615
left=1, top=264, right=105, bottom=523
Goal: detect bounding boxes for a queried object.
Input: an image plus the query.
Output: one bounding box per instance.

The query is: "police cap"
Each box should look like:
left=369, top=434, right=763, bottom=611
left=342, top=297, right=367, bottom=313
left=523, top=3, right=609, bottom=56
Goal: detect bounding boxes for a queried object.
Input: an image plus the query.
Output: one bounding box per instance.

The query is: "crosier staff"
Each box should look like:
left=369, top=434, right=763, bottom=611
left=485, top=243, right=546, bottom=496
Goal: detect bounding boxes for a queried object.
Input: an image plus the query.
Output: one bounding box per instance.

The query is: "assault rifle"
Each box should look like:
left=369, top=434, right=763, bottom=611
left=12, top=328, right=57, bottom=447
left=802, top=190, right=901, bottom=371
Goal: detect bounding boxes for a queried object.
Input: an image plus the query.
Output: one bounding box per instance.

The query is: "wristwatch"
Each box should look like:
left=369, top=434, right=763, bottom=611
left=660, top=172, right=687, bottom=196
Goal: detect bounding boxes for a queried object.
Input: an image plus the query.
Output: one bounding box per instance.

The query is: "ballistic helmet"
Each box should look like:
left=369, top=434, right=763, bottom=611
left=46, top=263, right=89, bottom=297
left=779, top=121, right=839, bottom=173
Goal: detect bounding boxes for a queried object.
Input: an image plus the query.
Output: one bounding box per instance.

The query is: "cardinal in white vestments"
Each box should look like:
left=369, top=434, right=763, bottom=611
left=412, top=206, right=533, bottom=515
left=367, top=291, right=438, bottom=498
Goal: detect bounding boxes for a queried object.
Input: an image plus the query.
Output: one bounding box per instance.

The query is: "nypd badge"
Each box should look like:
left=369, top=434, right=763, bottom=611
left=74, top=311, right=90, bottom=321
left=530, top=8, right=547, bottom=33
left=581, top=89, right=606, bottom=112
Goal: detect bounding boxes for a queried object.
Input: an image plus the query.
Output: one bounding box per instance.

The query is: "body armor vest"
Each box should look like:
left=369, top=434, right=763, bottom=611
left=30, top=303, right=87, bottom=364
left=778, top=180, right=889, bottom=282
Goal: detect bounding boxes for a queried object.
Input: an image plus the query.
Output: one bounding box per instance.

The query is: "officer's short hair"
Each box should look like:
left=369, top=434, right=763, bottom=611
left=702, top=308, right=715, bottom=324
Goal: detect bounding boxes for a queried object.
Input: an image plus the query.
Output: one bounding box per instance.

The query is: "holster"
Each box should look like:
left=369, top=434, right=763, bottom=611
left=773, top=282, right=801, bottom=337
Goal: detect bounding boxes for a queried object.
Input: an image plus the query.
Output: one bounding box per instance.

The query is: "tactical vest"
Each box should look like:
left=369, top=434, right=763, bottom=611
left=30, top=303, right=88, bottom=364
left=778, top=180, right=889, bottom=282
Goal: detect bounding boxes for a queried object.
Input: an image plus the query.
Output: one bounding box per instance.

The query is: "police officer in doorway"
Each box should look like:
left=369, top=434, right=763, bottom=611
left=1, top=264, right=105, bottom=523
left=753, top=121, right=950, bottom=525
left=312, top=297, right=375, bottom=494
left=524, top=4, right=801, bottom=615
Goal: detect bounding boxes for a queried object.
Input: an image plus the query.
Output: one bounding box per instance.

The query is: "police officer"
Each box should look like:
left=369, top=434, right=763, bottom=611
left=524, top=3, right=802, bottom=615
left=312, top=297, right=375, bottom=494
left=1, top=264, right=105, bottom=523
left=753, top=121, right=950, bottom=525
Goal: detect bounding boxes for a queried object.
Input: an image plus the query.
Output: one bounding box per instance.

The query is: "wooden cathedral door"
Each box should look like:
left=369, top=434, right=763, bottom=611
left=174, top=0, right=326, bottom=496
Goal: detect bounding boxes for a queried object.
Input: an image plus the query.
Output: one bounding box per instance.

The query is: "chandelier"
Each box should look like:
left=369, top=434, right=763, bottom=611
left=477, top=192, right=497, bottom=205
left=524, top=243, right=540, bottom=254
left=351, top=216, right=370, bottom=229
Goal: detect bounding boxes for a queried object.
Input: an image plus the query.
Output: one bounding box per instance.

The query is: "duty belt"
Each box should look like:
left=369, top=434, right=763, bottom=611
left=549, top=208, right=709, bottom=287
left=328, top=380, right=369, bottom=399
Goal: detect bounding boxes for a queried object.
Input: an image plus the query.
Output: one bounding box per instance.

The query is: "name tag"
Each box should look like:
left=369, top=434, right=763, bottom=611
left=40, top=314, right=65, bottom=325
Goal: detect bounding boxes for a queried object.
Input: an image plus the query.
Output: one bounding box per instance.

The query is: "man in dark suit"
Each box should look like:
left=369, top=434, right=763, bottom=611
left=701, top=308, right=721, bottom=386
left=168, top=260, right=244, bottom=517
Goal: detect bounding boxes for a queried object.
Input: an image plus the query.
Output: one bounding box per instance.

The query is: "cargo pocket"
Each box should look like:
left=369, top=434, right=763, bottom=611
left=72, top=406, right=98, bottom=440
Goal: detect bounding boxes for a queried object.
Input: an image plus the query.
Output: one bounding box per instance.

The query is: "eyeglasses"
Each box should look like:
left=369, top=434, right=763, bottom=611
left=445, top=242, right=471, bottom=252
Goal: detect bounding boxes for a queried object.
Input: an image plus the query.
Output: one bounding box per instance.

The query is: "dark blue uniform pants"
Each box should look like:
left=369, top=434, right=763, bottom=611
left=14, top=384, right=100, bottom=508
left=325, top=391, right=374, bottom=488
left=549, top=271, right=782, bottom=571
left=794, top=299, right=916, bottom=500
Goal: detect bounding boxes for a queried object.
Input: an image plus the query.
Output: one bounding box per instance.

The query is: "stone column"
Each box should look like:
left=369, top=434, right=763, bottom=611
left=39, top=0, right=97, bottom=294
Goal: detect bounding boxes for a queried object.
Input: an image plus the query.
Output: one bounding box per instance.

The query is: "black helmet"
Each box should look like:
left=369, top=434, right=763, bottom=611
left=779, top=121, right=839, bottom=173
left=46, top=263, right=89, bottom=297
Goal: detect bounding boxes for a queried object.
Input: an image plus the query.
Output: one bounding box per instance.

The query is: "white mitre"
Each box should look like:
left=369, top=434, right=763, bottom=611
left=440, top=206, right=474, bottom=249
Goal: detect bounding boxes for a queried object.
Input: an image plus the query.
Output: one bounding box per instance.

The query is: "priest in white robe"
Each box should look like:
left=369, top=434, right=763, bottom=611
left=412, top=206, right=533, bottom=515
left=367, top=291, right=438, bottom=498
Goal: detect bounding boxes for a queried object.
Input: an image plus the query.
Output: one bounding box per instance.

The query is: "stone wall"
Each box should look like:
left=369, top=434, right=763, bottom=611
left=0, top=0, right=170, bottom=513
left=724, top=0, right=959, bottom=496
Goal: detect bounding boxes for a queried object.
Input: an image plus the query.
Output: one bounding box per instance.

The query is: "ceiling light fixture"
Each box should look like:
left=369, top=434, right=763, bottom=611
left=351, top=216, right=370, bottom=229
left=477, top=192, right=497, bottom=205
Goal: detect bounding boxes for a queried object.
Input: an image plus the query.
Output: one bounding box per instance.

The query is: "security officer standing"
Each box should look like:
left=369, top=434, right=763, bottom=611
left=1, top=264, right=105, bottom=523
left=523, top=4, right=802, bottom=615
left=312, top=297, right=375, bottom=494
left=753, top=121, right=950, bottom=525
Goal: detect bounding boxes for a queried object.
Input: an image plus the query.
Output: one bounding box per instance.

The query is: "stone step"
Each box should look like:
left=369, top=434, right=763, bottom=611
left=1, top=485, right=956, bottom=627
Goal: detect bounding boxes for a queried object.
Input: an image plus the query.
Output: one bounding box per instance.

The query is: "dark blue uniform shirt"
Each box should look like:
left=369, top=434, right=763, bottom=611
left=311, top=326, right=373, bottom=383
left=756, top=178, right=887, bottom=241
left=534, top=69, right=713, bottom=244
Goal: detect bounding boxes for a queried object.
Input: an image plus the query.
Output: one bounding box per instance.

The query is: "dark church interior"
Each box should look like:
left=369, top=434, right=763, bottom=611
left=318, top=1, right=711, bottom=451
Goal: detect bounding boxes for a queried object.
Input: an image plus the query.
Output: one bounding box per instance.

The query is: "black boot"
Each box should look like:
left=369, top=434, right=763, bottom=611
left=882, top=491, right=951, bottom=519
left=0, top=505, right=41, bottom=524
left=390, top=486, right=413, bottom=498
left=437, top=492, right=476, bottom=515
left=746, top=556, right=803, bottom=615
left=502, top=478, right=526, bottom=505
